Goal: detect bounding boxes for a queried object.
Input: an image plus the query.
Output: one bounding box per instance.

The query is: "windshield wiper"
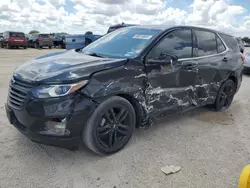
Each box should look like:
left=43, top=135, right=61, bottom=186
left=86, top=53, right=105, bottom=58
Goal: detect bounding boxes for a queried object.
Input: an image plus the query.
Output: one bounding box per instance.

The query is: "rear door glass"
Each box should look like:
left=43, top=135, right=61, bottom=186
left=217, top=36, right=226, bottom=53
left=219, top=34, right=239, bottom=52
left=10, top=32, right=25, bottom=37
left=39, top=34, right=49, bottom=38
left=195, top=30, right=217, bottom=56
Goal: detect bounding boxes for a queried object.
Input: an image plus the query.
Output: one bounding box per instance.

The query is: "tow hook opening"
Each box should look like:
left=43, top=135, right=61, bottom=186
left=42, top=118, right=70, bottom=136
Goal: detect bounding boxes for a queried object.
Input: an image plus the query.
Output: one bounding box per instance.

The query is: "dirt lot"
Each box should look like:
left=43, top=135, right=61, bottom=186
left=0, top=48, right=250, bottom=188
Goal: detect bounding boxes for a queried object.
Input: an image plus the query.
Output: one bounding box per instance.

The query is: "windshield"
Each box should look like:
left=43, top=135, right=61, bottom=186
left=81, top=27, right=161, bottom=58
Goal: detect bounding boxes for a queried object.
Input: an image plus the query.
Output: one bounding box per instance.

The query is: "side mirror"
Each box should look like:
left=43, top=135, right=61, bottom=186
left=146, top=52, right=178, bottom=65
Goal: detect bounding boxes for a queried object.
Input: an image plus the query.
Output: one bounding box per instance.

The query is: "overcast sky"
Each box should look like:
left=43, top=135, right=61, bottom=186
left=0, top=0, right=250, bottom=37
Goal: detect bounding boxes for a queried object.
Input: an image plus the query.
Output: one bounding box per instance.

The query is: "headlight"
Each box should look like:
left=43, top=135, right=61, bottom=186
left=32, top=81, right=87, bottom=98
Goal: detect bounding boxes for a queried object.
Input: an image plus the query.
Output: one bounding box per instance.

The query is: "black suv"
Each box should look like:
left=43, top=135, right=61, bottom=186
left=52, top=35, right=66, bottom=49
left=107, top=23, right=136, bottom=33
left=5, top=26, right=243, bottom=155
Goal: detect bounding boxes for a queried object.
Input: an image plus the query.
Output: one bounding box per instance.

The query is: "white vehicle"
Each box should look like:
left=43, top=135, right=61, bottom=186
left=244, top=53, right=250, bottom=73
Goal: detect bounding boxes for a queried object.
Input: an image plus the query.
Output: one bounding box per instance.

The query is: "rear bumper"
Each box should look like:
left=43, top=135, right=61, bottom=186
left=8, top=42, right=27, bottom=46
left=244, top=66, right=250, bottom=73
left=39, top=41, right=53, bottom=46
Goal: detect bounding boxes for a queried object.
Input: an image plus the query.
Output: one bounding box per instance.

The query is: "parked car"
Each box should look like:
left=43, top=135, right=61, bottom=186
left=1, top=31, right=27, bottom=49
left=65, top=34, right=101, bottom=50
left=107, top=23, right=136, bottom=33
left=0, top=35, right=3, bottom=46
left=5, top=25, right=243, bottom=155
left=243, top=53, right=250, bottom=73
left=236, top=38, right=245, bottom=53
left=53, top=35, right=66, bottom=49
left=244, top=43, right=250, bottom=47
left=25, top=34, right=30, bottom=41
left=28, top=34, right=53, bottom=49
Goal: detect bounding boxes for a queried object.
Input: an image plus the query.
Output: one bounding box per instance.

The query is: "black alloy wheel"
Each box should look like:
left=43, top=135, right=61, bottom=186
left=83, top=96, right=135, bottom=155
left=214, top=79, right=236, bottom=111
left=97, top=107, right=130, bottom=149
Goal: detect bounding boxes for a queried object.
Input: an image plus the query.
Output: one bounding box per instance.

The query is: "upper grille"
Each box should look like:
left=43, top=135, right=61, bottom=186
left=8, top=78, right=33, bottom=109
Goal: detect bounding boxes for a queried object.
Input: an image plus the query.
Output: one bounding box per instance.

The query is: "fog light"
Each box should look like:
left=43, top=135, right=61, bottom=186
left=44, top=118, right=70, bottom=136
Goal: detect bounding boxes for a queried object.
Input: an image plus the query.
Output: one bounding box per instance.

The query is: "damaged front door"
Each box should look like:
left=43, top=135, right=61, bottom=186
left=144, top=28, right=198, bottom=118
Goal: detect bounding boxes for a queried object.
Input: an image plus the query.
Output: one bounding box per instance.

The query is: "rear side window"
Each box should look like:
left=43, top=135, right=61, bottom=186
left=148, top=29, right=192, bottom=59
left=217, top=36, right=226, bottom=53
left=39, top=34, right=49, bottom=38
left=195, top=30, right=217, bottom=56
left=219, top=34, right=239, bottom=52
left=10, top=32, right=24, bottom=37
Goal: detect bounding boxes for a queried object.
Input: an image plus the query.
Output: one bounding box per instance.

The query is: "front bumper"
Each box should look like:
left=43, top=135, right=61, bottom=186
left=5, top=94, right=97, bottom=150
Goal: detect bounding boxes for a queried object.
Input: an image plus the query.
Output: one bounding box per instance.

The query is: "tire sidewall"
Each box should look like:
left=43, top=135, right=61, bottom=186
left=83, top=96, right=136, bottom=155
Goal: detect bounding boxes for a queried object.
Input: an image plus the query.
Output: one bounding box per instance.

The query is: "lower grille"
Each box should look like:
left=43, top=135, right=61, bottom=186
left=8, top=78, right=33, bottom=109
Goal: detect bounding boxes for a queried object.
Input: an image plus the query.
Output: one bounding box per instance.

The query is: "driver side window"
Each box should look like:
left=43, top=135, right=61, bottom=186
left=148, top=29, right=193, bottom=60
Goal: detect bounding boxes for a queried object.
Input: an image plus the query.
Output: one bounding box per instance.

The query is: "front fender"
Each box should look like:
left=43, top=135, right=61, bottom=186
left=81, top=65, right=149, bottom=113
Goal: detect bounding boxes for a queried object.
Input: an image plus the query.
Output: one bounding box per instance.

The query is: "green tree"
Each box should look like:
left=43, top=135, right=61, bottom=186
left=29, top=30, right=40, bottom=34
left=85, top=31, right=93, bottom=35
left=242, top=37, right=250, bottom=43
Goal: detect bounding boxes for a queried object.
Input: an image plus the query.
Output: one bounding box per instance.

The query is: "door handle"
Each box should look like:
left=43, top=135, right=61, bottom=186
left=223, top=57, right=229, bottom=62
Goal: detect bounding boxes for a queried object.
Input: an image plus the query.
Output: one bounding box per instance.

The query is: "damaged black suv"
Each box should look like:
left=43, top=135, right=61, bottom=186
left=5, top=26, right=243, bottom=155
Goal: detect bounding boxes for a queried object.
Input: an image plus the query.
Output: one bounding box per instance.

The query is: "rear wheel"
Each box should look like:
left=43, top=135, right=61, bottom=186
left=6, top=43, right=11, bottom=49
left=213, top=79, right=236, bottom=111
left=82, top=96, right=136, bottom=155
left=24, top=46, right=27, bottom=49
left=49, top=45, right=52, bottom=49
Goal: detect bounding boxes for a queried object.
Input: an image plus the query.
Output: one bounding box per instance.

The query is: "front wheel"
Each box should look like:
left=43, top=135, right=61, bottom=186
left=213, top=79, right=236, bottom=111
left=34, top=43, right=39, bottom=49
left=82, top=96, right=136, bottom=155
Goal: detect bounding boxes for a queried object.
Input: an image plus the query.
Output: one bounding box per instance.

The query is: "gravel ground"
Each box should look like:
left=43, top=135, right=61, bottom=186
left=0, top=48, right=250, bottom=188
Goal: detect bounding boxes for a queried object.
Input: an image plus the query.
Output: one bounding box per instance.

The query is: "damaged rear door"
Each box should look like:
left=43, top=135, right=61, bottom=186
left=144, top=28, right=199, bottom=118
left=192, top=29, right=227, bottom=105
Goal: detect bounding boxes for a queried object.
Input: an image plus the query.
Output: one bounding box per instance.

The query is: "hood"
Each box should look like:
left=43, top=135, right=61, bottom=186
left=14, top=50, right=127, bottom=84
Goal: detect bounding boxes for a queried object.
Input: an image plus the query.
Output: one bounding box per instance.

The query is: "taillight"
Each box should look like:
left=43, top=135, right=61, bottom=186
left=241, top=55, right=245, bottom=63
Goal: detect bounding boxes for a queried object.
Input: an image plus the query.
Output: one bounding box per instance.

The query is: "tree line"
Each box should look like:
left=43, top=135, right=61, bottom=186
left=242, top=37, right=250, bottom=44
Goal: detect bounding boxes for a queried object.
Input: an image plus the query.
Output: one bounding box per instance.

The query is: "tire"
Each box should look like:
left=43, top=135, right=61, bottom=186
left=82, top=96, right=136, bottom=155
left=213, top=79, right=236, bottom=111
left=34, top=43, right=39, bottom=49
left=49, top=45, right=52, bottom=49
left=24, top=46, right=27, bottom=49
left=7, top=43, right=11, bottom=49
